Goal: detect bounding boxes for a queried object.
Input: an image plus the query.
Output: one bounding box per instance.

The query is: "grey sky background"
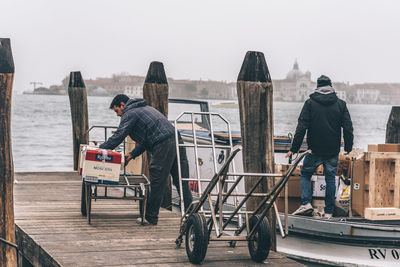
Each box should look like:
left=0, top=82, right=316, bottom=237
left=2, top=0, right=400, bottom=93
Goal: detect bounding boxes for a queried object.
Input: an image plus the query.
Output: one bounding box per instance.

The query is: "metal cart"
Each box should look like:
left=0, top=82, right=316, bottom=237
left=173, top=111, right=310, bottom=264
left=80, top=126, right=150, bottom=225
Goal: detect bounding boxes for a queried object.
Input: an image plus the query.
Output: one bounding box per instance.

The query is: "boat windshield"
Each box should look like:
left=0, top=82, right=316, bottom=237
left=168, top=99, right=210, bottom=130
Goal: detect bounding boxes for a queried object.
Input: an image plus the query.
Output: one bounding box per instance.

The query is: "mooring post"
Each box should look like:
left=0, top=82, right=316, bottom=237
left=68, top=71, right=89, bottom=171
left=386, top=106, right=400, bottom=143
left=0, top=38, right=17, bottom=266
left=142, top=61, right=171, bottom=210
left=237, top=51, right=276, bottom=250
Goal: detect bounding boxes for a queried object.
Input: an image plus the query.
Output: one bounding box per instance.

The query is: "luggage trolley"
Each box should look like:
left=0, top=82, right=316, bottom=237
left=173, top=111, right=310, bottom=264
left=80, top=126, right=150, bottom=225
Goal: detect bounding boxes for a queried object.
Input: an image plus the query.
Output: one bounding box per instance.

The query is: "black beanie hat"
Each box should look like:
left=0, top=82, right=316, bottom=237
left=317, top=75, right=332, bottom=87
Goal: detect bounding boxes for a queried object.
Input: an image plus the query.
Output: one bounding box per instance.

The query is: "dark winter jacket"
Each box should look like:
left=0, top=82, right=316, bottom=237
left=100, top=98, right=175, bottom=158
left=290, top=87, right=354, bottom=157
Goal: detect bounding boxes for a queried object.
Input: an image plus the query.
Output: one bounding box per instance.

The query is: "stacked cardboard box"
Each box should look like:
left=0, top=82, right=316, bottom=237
left=79, top=145, right=123, bottom=184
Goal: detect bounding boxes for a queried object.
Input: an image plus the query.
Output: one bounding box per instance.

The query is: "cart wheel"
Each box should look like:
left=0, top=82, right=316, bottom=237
left=81, top=182, right=87, bottom=216
left=185, top=213, right=208, bottom=264
left=248, top=215, right=271, bottom=262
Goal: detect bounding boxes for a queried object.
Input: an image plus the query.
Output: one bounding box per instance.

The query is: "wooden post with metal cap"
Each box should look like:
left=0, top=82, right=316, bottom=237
left=237, top=51, right=276, bottom=250
left=142, top=61, right=172, bottom=210
left=386, top=106, right=400, bottom=144
left=68, top=71, right=89, bottom=171
left=0, top=38, right=17, bottom=266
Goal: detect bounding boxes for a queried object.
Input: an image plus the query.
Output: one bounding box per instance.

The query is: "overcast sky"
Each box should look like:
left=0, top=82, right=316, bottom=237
left=2, top=0, right=400, bottom=92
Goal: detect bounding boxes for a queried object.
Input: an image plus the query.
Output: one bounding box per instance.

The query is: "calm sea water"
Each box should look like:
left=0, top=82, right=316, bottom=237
left=11, top=94, right=392, bottom=171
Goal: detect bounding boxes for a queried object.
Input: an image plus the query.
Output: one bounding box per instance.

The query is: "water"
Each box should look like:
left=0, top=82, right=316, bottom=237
left=10, top=94, right=392, bottom=171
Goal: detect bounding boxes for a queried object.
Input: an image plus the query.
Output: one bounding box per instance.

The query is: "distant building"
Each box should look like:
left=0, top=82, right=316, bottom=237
left=273, top=60, right=314, bottom=102
left=124, top=85, right=142, bottom=98
left=354, top=89, right=380, bottom=104
left=273, top=60, right=353, bottom=102
left=169, top=79, right=235, bottom=99
left=336, top=90, right=347, bottom=101
left=349, top=83, right=400, bottom=104
left=88, top=86, right=109, bottom=96
left=46, top=68, right=400, bottom=103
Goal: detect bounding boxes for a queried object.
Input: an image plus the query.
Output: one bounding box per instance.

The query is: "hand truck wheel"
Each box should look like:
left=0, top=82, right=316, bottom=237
left=185, top=213, right=209, bottom=264
left=248, top=214, right=271, bottom=262
left=81, top=181, right=87, bottom=216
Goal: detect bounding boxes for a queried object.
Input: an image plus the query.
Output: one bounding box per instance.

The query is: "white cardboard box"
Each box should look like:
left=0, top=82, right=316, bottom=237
left=312, top=175, right=339, bottom=197
left=81, top=146, right=123, bottom=184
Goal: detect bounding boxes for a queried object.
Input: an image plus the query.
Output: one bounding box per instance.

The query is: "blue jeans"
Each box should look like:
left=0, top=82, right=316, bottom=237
left=300, top=153, right=338, bottom=214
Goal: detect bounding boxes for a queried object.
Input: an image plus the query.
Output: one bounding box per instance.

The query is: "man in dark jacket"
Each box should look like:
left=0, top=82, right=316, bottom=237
left=286, top=75, right=353, bottom=218
left=100, top=94, right=192, bottom=225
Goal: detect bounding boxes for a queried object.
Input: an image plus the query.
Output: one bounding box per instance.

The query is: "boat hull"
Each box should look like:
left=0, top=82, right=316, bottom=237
left=277, top=214, right=400, bottom=267
left=278, top=234, right=400, bottom=267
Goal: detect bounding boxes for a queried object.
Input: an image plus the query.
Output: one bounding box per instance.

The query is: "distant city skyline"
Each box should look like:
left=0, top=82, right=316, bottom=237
left=25, top=61, right=400, bottom=106
left=2, top=0, right=400, bottom=92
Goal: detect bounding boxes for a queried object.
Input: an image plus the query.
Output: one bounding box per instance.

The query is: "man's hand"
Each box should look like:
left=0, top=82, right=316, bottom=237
left=125, top=154, right=133, bottom=166
left=285, top=151, right=293, bottom=158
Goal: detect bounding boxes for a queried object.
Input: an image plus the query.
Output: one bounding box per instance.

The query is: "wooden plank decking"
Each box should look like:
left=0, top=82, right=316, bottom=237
left=14, top=171, right=303, bottom=266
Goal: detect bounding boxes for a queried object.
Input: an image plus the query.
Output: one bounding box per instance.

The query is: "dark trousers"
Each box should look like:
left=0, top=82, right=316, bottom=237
left=146, top=137, right=192, bottom=224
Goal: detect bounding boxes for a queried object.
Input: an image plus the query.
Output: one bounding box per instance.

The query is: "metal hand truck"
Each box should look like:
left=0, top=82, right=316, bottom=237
left=173, top=111, right=310, bottom=264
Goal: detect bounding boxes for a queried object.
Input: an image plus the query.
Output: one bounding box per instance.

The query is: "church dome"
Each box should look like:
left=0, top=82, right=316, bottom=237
left=286, top=60, right=304, bottom=80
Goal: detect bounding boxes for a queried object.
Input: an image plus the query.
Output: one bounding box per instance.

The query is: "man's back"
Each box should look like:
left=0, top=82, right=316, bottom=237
left=100, top=98, right=175, bottom=151
left=306, top=90, right=350, bottom=157
left=122, top=98, right=175, bottom=150
left=290, top=84, right=353, bottom=157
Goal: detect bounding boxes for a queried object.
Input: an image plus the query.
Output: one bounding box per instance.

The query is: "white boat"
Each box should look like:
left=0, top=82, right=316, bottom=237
left=168, top=99, right=400, bottom=267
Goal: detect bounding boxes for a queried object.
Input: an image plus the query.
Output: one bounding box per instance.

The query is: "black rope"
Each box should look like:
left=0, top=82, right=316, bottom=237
left=0, top=237, right=18, bottom=250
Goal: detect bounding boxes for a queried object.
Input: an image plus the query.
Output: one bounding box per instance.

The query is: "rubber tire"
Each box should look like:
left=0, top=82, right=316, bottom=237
left=81, top=182, right=87, bottom=216
left=185, top=213, right=209, bottom=264
left=248, top=215, right=271, bottom=262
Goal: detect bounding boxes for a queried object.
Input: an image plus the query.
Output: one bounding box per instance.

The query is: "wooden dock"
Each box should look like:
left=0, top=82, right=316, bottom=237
left=14, top=171, right=303, bottom=266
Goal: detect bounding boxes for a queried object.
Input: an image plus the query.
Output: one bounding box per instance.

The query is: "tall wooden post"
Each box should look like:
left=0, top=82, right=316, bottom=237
left=237, top=51, right=276, bottom=250
left=68, top=71, right=89, bottom=171
left=0, top=38, right=17, bottom=266
left=386, top=106, right=400, bottom=143
left=142, top=61, right=171, bottom=210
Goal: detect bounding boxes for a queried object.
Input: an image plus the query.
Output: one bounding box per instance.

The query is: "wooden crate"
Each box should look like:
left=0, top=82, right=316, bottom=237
left=351, top=154, right=369, bottom=217
left=364, top=208, right=400, bottom=220
left=363, top=152, right=400, bottom=220
left=368, top=144, right=400, bottom=152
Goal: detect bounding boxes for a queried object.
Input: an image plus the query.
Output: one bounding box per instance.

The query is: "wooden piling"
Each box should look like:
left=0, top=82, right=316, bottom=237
left=68, top=71, right=89, bottom=171
left=237, top=51, right=276, bottom=250
left=386, top=106, right=400, bottom=143
left=0, top=38, right=17, bottom=266
left=142, top=61, right=171, bottom=210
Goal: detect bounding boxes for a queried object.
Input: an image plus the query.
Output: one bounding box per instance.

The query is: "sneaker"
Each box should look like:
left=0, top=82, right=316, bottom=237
left=323, top=213, right=332, bottom=219
left=312, top=210, right=323, bottom=218
left=136, top=217, right=157, bottom=226
left=292, top=203, right=313, bottom=215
